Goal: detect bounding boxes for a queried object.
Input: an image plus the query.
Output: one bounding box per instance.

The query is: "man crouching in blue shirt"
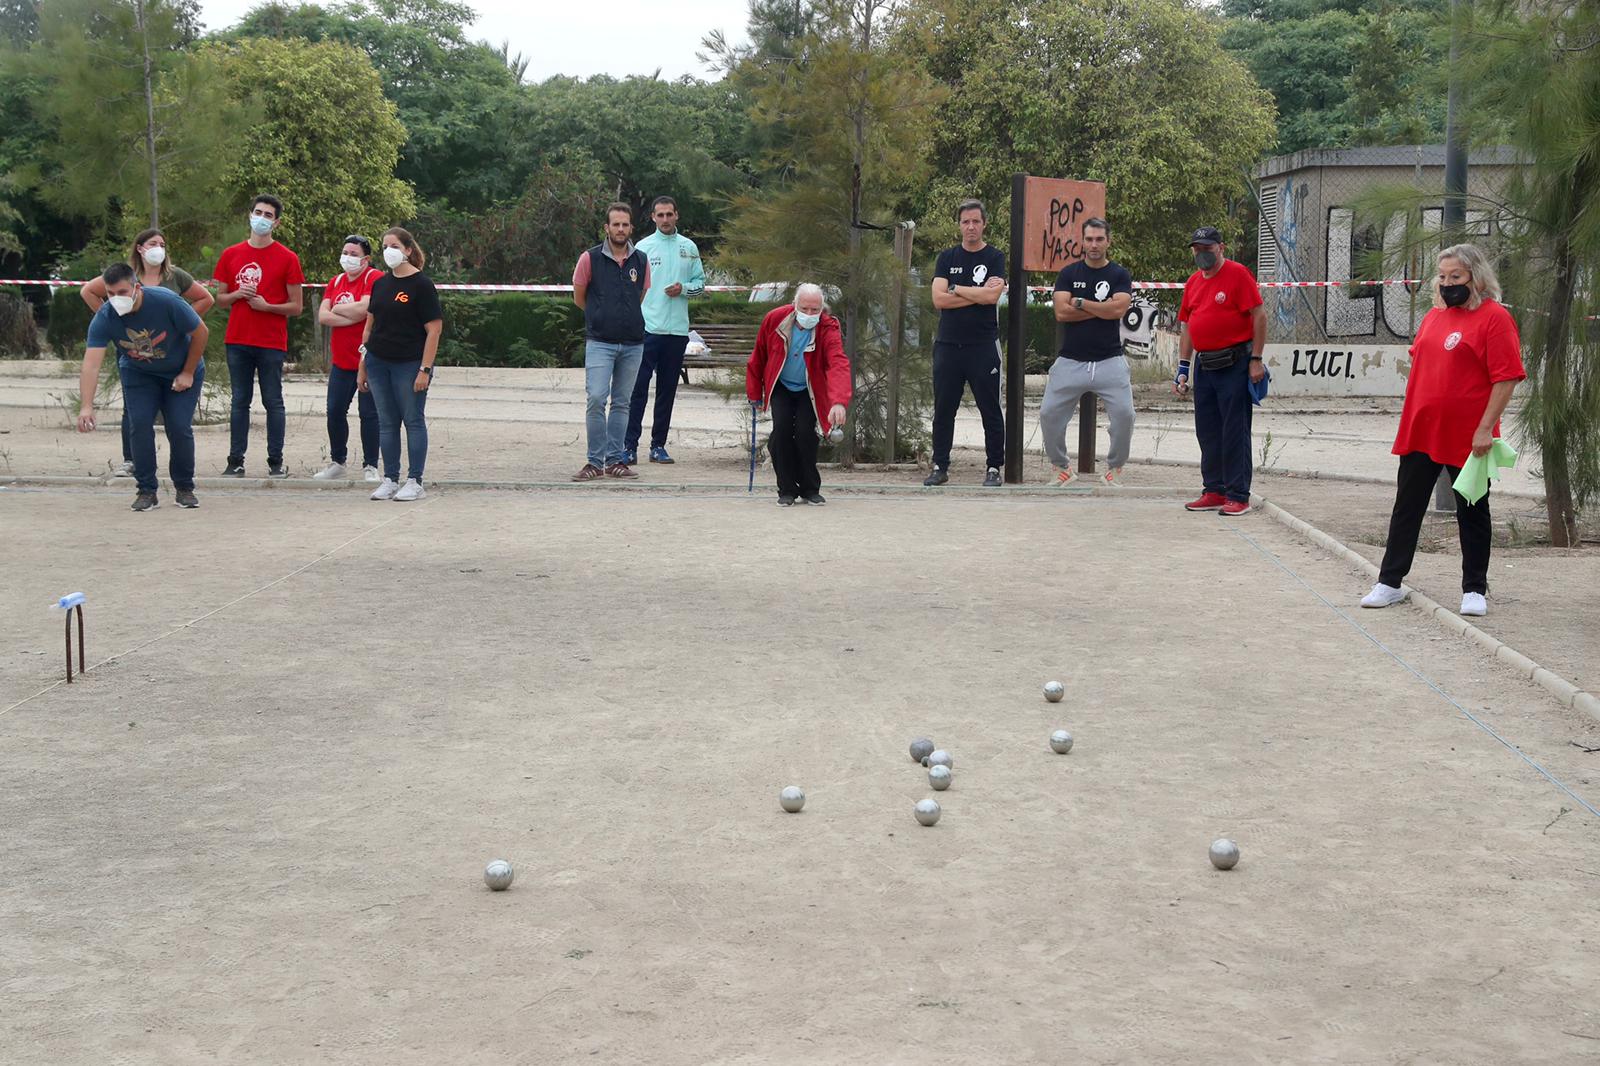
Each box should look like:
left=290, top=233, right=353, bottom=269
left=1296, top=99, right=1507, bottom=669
left=76, top=261, right=209, bottom=511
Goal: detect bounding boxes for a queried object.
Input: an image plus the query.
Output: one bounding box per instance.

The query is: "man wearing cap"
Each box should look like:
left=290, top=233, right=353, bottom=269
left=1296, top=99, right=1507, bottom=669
left=1173, top=226, right=1267, bottom=516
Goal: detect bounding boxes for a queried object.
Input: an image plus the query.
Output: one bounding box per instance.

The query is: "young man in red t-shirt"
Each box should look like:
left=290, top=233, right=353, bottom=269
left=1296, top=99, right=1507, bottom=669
left=313, top=235, right=383, bottom=482
left=212, top=193, right=305, bottom=477
left=1174, top=226, right=1267, bottom=515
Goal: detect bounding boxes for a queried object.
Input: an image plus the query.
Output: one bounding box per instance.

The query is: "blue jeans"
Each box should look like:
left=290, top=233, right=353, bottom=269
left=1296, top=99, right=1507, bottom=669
left=625, top=332, right=690, bottom=452
left=1193, top=351, right=1254, bottom=502
left=327, top=365, right=379, bottom=468
left=120, top=361, right=204, bottom=494
left=584, top=339, right=643, bottom=467
left=225, top=344, right=286, bottom=465
left=365, top=357, right=429, bottom=482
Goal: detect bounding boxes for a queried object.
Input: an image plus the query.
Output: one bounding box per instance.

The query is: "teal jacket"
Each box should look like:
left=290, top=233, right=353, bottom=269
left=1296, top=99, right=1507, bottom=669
left=637, top=230, right=705, bottom=336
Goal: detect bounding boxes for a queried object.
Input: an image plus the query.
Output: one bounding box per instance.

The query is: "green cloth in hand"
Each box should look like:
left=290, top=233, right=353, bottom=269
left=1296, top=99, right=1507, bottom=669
left=1452, top=438, right=1518, bottom=504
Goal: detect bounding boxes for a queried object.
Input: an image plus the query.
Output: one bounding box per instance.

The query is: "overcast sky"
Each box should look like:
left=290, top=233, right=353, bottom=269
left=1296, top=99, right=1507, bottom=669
left=196, top=0, right=752, bottom=81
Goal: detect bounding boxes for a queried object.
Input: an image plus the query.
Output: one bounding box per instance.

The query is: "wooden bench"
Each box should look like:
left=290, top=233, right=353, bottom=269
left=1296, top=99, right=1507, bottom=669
left=680, top=322, right=759, bottom=385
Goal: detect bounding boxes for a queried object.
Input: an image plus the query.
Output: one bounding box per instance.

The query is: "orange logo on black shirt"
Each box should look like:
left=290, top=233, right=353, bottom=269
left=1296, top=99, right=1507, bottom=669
left=395, top=292, right=410, bottom=303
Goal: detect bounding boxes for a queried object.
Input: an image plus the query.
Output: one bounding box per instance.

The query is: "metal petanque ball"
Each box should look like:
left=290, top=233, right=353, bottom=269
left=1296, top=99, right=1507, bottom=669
left=927, top=749, right=953, bottom=770
left=1209, top=839, right=1241, bottom=870
left=826, top=426, right=845, bottom=444
left=910, top=737, right=935, bottom=764
left=928, top=764, right=952, bottom=791
left=1049, top=729, right=1074, bottom=754
left=914, top=798, right=942, bottom=826
left=779, top=785, right=806, bottom=813
left=1043, top=681, right=1065, bottom=703
left=484, top=859, right=515, bottom=891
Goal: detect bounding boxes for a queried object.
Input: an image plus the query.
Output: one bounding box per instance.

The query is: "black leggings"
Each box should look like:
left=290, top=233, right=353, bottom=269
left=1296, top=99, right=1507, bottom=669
left=1378, top=451, right=1492, bottom=594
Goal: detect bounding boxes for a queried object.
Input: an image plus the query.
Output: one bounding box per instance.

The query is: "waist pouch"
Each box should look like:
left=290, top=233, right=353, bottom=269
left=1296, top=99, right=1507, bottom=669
left=1196, top=342, right=1249, bottom=370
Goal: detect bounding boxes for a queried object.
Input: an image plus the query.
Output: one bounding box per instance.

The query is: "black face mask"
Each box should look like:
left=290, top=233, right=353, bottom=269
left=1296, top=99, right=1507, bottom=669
left=1194, top=249, right=1218, bottom=271
left=1440, top=283, right=1471, bottom=308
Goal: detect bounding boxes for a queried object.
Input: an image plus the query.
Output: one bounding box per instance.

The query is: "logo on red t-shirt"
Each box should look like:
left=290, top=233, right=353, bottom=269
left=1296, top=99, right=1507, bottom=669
left=1214, top=291, right=1227, bottom=304
left=1444, top=331, right=1462, bottom=351
left=235, top=262, right=263, bottom=290
left=334, top=291, right=354, bottom=306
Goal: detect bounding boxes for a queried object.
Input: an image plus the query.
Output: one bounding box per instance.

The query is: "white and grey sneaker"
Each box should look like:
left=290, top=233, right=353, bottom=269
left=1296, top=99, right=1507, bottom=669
left=393, top=478, right=425, bottom=502
left=370, top=477, right=400, bottom=501
left=312, top=462, right=347, bottom=480
left=113, top=459, right=135, bottom=478
left=362, top=465, right=380, bottom=483
left=1360, top=583, right=1408, bottom=609
left=1460, top=592, right=1487, bottom=617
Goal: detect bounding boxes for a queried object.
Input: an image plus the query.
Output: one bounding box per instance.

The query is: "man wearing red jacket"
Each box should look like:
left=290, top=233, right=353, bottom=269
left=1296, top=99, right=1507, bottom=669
left=745, top=283, right=852, bottom=506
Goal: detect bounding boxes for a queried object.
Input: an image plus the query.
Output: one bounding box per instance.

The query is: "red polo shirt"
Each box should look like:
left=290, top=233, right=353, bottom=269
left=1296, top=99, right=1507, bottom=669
left=1393, top=300, right=1525, bottom=467
left=1179, top=258, right=1262, bottom=351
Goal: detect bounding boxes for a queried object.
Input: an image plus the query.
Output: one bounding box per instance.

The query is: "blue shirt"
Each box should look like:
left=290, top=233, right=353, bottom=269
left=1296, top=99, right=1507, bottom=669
left=779, top=326, right=814, bottom=391
left=86, top=285, right=202, bottom=378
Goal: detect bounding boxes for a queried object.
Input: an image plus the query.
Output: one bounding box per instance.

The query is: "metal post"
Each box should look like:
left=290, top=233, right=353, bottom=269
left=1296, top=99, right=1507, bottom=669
left=1005, top=173, right=1027, bottom=484
left=76, top=604, right=85, bottom=676
left=64, top=610, right=72, bottom=684
left=885, top=222, right=914, bottom=465
left=1435, top=0, right=1467, bottom=512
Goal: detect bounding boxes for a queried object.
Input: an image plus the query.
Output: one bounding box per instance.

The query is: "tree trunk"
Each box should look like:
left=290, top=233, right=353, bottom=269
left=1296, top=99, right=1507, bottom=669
left=135, top=0, right=160, bottom=227
left=1540, top=234, right=1579, bottom=547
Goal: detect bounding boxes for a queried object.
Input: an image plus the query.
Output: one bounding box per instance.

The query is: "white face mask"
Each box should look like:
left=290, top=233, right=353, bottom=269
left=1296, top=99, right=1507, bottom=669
left=141, top=245, right=166, bottom=266
left=795, top=310, right=820, bottom=330
left=340, top=254, right=364, bottom=273
left=382, top=247, right=407, bottom=269
left=108, top=294, right=136, bottom=316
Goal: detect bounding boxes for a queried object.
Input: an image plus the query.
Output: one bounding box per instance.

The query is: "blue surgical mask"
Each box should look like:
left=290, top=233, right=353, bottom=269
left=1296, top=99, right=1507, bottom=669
left=249, top=215, right=274, bottom=236
left=795, top=311, right=820, bottom=330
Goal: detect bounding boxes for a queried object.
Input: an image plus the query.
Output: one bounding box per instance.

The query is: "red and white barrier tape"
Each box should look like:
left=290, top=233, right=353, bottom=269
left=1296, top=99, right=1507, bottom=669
left=0, top=277, right=1424, bottom=291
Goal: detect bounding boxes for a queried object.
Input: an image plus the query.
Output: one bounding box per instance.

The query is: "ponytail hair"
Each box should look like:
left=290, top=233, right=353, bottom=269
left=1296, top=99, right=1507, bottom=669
left=383, top=226, right=426, bottom=270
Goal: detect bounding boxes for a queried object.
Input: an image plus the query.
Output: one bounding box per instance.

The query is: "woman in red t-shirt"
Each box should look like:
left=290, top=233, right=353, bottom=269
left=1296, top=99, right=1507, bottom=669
left=1361, top=244, right=1526, bottom=618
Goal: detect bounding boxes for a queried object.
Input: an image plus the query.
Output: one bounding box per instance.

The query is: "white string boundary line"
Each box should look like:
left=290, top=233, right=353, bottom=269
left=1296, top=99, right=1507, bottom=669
left=1224, top=521, right=1600, bottom=821
left=0, top=504, right=418, bottom=720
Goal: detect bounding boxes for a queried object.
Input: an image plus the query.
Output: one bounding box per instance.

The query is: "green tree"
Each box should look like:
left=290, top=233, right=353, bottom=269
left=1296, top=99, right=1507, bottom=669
left=717, top=0, right=946, bottom=462
left=1220, top=0, right=1446, bottom=154
left=203, top=35, right=413, bottom=278
left=4, top=0, right=246, bottom=242
left=900, top=0, right=1275, bottom=280
left=1461, top=0, right=1600, bottom=546
left=226, top=0, right=526, bottom=211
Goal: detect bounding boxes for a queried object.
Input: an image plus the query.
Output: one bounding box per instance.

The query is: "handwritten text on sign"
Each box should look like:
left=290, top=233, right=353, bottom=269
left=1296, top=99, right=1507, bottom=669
left=1022, top=177, right=1107, bottom=274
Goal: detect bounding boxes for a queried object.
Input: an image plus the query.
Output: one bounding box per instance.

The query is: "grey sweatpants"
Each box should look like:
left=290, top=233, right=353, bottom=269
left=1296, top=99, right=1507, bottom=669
left=1039, top=355, right=1136, bottom=470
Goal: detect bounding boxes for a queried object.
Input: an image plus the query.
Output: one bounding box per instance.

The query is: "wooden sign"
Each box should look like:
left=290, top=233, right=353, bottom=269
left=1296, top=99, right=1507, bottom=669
left=1021, top=176, right=1107, bottom=274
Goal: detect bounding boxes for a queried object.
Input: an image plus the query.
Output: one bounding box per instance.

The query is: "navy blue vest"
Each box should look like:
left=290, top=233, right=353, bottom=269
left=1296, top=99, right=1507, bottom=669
left=583, top=244, right=647, bottom=343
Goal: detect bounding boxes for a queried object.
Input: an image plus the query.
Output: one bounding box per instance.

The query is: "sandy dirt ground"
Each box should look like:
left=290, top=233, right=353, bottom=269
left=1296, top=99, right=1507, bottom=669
left=3, top=487, right=1599, bottom=1065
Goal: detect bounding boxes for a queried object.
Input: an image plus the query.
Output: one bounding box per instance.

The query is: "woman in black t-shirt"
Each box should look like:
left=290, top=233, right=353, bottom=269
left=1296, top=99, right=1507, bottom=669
left=359, top=227, right=442, bottom=501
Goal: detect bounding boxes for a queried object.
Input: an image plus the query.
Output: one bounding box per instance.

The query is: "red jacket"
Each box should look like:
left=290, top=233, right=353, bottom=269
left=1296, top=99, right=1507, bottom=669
left=745, top=304, right=853, bottom=433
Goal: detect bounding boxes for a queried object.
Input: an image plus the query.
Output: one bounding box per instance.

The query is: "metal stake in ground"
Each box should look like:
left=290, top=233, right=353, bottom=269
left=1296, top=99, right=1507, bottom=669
left=748, top=401, right=758, bottom=493
left=55, top=592, right=86, bottom=682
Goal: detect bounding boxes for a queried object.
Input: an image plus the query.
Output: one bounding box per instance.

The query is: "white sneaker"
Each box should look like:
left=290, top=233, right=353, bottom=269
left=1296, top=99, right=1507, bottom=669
left=1052, top=466, right=1077, bottom=487
left=370, top=478, right=399, bottom=501
left=393, top=478, right=425, bottom=502
left=312, top=462, right=347, bottom=480
left=1460, top=592, right=1487, bottom=617
left=1360, top=583, right=1408, bottom=609
left=1099, top=467, right=1125, bottom=488
left=113, top=459, right=135, bottom=477
left=362, top=465, right=380, bottom=483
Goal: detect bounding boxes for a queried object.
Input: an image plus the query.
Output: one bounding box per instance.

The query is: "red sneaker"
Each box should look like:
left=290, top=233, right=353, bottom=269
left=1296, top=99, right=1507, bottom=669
left=1184, top=492, right=1227, bottom=511
left=1220, top=499, right=1253, bottom=516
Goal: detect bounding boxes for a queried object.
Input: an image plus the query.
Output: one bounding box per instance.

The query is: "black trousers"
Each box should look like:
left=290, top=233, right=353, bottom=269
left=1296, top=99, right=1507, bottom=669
left=931, top=340, right=1005, bottom=470
left=1378, top=450, right=1492, bottom=594
left=768, top=384, right=821, bottom=498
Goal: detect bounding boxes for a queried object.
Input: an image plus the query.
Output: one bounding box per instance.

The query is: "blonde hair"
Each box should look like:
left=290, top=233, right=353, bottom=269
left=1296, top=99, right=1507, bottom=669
left=1433, top=243, right=1501, bottom=310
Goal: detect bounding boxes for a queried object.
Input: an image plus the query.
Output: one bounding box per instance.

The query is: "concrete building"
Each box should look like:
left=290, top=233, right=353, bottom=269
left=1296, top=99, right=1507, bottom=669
left=1255, top=145, right=1520, bottom=396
